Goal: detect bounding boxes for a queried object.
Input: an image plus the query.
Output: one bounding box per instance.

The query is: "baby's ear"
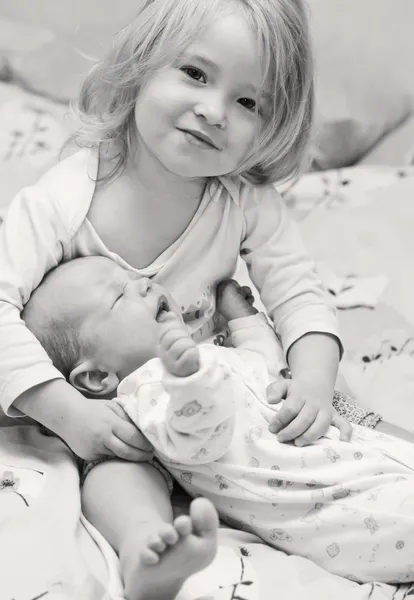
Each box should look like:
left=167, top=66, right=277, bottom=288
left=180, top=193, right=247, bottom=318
left=69, top=361, right=119, bottom=397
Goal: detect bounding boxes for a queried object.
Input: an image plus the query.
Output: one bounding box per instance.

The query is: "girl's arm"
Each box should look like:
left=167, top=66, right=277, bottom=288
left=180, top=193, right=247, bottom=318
left=239, top=184, right=340, bottom=356
left=0, top=187, right=67, bottom=413
left=15, top=380, right=153, bottom=461
left=0, top=187, right=150, bottom=461
left=239, top=185, right=343, bottom=444
left=287, top=333, right=340, bottom=396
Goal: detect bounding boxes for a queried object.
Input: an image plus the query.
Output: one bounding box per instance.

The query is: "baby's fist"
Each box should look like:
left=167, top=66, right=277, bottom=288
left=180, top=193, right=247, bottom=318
left=158, top=312, right=200, bottom=377
left=216, top=279, right=257, bottom=321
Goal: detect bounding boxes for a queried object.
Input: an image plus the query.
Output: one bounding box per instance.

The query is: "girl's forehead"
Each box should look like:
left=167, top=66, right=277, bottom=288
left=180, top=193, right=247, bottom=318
left=182, top=13, right=264, bottom=83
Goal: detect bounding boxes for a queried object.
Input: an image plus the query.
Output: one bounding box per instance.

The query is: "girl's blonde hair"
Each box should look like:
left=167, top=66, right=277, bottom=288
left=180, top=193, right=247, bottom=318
left=73, top=0, right=314, bottom=186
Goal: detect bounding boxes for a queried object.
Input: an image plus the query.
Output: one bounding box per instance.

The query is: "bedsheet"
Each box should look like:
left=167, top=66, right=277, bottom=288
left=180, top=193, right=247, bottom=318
left=286, top=167, right=414, bottom=430
left=0, top=421, right=111, bottom=599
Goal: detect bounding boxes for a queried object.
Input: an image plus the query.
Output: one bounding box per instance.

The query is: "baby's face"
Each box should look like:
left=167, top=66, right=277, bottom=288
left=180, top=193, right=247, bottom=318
left=58, top=257, right=181, bottom=379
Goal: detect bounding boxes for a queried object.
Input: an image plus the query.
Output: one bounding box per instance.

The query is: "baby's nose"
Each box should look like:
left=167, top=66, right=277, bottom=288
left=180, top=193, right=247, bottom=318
left=136, top=277, right=152, bottom=297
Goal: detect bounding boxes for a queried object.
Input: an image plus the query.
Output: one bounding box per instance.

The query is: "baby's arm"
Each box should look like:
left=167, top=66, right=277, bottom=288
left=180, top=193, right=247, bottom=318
left=119, top=313, right=243, bottom=464
left=0, top=187, right=149, bottom=461
left=216, top=279, right=287, bottom=381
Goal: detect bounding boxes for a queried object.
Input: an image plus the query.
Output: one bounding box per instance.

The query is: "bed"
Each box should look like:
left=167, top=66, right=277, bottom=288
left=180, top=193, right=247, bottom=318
left=1, top=1, right=414, bottom=598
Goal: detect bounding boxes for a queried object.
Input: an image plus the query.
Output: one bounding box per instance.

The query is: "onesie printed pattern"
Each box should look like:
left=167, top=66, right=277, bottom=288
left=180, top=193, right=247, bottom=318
left=117, top=314, right=414, bottom=584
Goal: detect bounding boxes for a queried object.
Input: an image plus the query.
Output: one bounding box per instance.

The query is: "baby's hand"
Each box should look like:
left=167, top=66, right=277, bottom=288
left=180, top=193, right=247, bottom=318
left=267, top=378, right=352, bottom=446
left=216, top=279, right=257, bottom=321
left=158, top=311, right=200, bottom=377
left=65, top=400, right=154, bottom=461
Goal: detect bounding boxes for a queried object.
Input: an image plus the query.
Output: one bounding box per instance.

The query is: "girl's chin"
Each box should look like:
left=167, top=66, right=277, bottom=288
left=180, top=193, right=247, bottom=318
left=161, top=151, right=226, bottom=178
left=167, top=163, right=229, bottom=179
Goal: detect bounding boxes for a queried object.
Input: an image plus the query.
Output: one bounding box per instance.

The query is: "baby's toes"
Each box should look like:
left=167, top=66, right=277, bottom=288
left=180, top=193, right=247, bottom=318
left=173, top=514, right=193, bottom=537
left=147, top=533, right=167, bottom=554
left=140, top=547, right=160, bottom=566
left=159, top=523, right=180, bottom=546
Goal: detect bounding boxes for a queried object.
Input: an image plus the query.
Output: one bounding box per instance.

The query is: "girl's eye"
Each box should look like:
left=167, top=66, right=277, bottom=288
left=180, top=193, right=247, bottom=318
left=181, top=66, right=206, bottom=83
left=238, top=97, right=257, bottom=112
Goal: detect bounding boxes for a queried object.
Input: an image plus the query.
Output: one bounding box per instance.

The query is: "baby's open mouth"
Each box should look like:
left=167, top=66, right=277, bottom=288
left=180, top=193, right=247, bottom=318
left=156, top=296, right=170, bottom=322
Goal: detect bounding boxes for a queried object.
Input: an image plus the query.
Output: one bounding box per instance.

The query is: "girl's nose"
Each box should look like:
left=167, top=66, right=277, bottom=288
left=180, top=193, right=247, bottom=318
left=194, top=101, right=226, bottom=129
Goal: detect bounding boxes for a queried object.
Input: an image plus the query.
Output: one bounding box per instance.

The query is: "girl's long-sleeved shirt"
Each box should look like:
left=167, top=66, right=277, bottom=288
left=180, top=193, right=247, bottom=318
left=0, top=148, right=339, bottom=414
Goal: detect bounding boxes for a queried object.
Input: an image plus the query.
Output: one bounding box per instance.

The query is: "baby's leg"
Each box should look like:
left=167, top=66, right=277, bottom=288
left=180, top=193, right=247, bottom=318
left=81, top=460, right=218, bottom=600
left=135, top=497, right=218, bottom=600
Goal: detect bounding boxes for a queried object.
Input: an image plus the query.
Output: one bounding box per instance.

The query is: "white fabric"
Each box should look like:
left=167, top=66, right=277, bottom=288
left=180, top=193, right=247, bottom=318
left=0, top=421, right=120, bottom=600
left=118, top=314, right=414, bottom=584
left=317, top=262, right=388, bottom=309
left=0, top=148, right=338, bottom=414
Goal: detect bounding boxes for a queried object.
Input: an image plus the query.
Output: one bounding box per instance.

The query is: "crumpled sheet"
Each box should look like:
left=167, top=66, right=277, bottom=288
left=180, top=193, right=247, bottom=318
left=1, top=418, right=412, bottom=600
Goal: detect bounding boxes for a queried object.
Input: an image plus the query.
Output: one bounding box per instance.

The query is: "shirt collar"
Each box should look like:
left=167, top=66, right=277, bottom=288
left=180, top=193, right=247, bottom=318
left=210, top=176, right=242, bottom=207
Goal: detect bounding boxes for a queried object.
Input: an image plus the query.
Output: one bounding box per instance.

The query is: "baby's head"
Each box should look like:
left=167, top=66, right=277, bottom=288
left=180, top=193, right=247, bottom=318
left=23, top=257, right=178, bottom=397
left=75, top=0, right=313, bottom=186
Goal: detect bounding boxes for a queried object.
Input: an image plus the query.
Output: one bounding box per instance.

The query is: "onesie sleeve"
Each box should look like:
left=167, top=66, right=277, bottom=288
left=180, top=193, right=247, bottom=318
left=239, top=184, right=341, bottom=358
left=228, top=312, right=287, bottom=382
left=0, top=186, right=69, bottom=413
left=117, top=346, right=246, bottom=465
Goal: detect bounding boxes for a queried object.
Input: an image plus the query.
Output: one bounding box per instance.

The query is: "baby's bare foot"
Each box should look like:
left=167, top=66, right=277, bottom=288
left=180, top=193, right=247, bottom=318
left=123, top=498, right=219, bottom=600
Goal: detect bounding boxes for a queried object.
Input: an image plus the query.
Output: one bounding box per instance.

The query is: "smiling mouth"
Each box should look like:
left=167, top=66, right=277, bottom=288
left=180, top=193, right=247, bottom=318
left=180, top=129, right=220, bottom=150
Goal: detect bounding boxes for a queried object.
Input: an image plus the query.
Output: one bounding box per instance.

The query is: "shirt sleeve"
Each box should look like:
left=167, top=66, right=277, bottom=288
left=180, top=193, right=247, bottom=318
left=228, top=312, right=287, bottom=382
left=239, top=184, right=341, bottom=357
left=117, top=346, right=246, bottom=465
left=0, top=186, right=68, bottom=414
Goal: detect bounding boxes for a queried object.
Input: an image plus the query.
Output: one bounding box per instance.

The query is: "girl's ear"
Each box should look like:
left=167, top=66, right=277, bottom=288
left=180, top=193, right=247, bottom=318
left=69, top=361, right=119, bottom=397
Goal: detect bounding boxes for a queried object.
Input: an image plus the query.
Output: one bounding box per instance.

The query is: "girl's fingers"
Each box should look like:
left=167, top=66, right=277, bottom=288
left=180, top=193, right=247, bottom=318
left=266, top=379, right=290, bottom=404
left=271, top=402, right=314, bottom=441
left=106, top=434, right=153, bottom=461
left=293, top=410, right=332, bottom=446
left=332, top=413, right=353, bottom=441
left=268, top=393, right=305, bottom=436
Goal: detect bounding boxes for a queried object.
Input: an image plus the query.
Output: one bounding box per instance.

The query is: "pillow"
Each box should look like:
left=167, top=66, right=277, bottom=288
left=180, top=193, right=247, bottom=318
left=0, top=82, right=70, bottom=220
left=0, top=0, right=139, bottom=101
left=308, top=0, right=414, bottom=169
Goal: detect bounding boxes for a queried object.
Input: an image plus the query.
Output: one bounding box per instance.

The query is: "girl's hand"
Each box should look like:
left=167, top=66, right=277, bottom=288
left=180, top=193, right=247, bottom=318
left=64, top=400, right=154, bottom=462
left=266, top=378, right=352, bottom=446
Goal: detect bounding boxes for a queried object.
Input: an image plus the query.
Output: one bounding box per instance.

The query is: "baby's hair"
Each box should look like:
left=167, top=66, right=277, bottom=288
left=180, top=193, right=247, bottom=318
left=22, top=270, right=83, bottom=381
left=73, top=0, right=313, bottom=185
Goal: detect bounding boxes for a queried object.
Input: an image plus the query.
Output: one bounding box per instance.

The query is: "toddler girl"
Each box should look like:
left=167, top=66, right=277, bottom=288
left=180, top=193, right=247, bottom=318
left=0, top=0, right=346, bottom=459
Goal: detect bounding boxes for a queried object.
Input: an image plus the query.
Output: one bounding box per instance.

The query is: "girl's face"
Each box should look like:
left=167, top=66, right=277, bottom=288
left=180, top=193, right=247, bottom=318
left=133, top=10, right=267, bottom=179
